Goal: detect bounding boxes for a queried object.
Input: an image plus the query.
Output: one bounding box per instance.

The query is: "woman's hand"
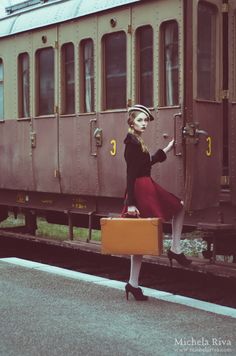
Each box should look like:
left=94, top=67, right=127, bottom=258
left=127, top=206, right=140, bottom=216
left=163, top=139, right=175, bottom=154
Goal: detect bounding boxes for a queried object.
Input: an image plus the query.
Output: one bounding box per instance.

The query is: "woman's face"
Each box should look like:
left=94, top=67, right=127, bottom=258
left=133, top=112, right=149, bottom=134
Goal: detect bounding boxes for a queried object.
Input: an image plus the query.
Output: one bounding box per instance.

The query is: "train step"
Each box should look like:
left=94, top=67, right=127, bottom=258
left=197, top=223, right=234, bottom=231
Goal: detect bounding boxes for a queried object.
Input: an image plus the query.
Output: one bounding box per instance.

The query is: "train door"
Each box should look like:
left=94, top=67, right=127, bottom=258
left=31, top=28, right=61, bottom=193
left=184, top=0, right=224, bottom=211
left=228, top=0, right=236, bottom=204
left=57, top=20, right=99, bottom=197
left=151, top=0, right=185, bottom=200
left=95, top=7, right=132, bottom=199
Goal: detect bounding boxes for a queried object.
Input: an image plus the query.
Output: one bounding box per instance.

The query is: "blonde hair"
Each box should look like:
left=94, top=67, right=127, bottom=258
left=127, top=111, right=149, bottom=153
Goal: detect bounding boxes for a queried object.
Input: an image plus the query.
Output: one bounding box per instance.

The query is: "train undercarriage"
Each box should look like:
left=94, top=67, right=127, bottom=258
left=0, top=188, right=236, bottom=264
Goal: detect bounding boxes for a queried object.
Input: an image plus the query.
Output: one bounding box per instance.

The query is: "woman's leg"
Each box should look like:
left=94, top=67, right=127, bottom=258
left=171, top=206, right=185, bottom=254
left=169, top=206, right=192, bottom=266
left=126, top=254, right=148, bottom=300
left=128, top=255, right=143, bottom=288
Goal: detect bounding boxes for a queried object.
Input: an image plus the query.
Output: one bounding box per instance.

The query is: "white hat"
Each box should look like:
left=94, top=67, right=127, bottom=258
left=128, top=104, right=154, bottom=121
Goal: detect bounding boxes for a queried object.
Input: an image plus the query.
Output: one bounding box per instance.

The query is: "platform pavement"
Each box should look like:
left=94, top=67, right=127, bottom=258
left=0, top=258, right=235, bottom=356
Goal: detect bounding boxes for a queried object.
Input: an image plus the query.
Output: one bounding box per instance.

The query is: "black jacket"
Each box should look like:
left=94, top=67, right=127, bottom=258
left=124, top=133, right=166, bottom=205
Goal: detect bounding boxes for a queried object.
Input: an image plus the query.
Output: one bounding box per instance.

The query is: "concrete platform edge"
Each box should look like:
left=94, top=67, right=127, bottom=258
left=1, top=257, right=236, bottom=320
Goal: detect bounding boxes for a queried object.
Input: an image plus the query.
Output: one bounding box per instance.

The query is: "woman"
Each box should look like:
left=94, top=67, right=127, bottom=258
left=123, top=104, right=191, bottom=301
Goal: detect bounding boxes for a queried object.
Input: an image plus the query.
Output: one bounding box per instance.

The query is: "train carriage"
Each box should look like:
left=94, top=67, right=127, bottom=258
left=0, top=0, right=236, bottom=259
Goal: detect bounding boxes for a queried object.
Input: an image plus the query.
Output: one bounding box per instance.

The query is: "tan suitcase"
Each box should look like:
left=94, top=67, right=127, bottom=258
left=100, top=217, right=163, bottom=255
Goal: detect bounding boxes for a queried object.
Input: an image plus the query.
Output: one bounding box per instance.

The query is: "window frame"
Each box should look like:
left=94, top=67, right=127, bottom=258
left=18, top=52, right=30, bottom=119
left=102, top=31, right=127, bottom=110
left=159, top=20, right=180, bottom=107
left=135, top=25, right=154, bottom=107
left=80, top=38, right=95, bottom=113
left=0, top=58, right=4, bottom=121
left=196, top=1, right=217, bottom=101
left=61, top=42, right=75, bottom=115
left=35, top=46, right=55, bottom=117
left=234, top=11, right=236, bottom=101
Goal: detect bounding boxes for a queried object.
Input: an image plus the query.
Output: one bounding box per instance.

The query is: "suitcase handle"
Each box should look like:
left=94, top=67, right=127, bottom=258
left=123, top=212, right=140, bottom=219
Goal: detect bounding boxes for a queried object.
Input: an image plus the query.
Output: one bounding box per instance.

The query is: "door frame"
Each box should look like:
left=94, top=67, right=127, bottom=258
left=184, top=0, right=224, bottom=211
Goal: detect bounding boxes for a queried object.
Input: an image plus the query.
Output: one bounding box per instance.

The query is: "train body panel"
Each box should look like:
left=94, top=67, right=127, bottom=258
left=32, top=118, right=61, bottom=192
left=96, top=112, right=127, bottom=197
left=0, top=120, right=34, bottom=190
left=60, top=114, right=100, bottom=196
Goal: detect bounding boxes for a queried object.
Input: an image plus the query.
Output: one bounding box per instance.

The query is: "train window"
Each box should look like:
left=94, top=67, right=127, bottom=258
left=103, top=31, right=126, bottom=109
left=61, top=43, right=75, bottom=114
left=18, top=53, right=30, bottom=118
left=197, top=2, right=216, bottom=100
left=36, top=47, right=54, bottom=116
left=161, top=21, right=179, bottom=106
left=0, top=59, right=3, bottom=120
left=80, top=39, right=94, bottom=113
left=136, top=26, right=153, bottom=107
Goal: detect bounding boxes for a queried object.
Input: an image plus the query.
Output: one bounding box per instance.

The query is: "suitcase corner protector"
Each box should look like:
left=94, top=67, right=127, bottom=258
left=100, top=218, right=107, bottom=226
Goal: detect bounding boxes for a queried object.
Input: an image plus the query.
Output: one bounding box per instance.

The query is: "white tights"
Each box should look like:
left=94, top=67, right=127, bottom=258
left=128, top=255, right=143, bottom=288
left=128, top=207, right=185, bottom=288
left=171, top=206, right=185, bottom=254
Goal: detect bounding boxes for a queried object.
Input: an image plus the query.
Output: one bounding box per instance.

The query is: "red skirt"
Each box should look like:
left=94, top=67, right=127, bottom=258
left=122, top=177, right=182, bottom=221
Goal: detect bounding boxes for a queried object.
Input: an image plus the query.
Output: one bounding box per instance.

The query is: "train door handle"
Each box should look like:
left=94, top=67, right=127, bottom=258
left=195, top=128, right=208, bottom=136
left=183, top=122, right=208, bottom=144
left=173, top=112, right=183, bottom=156
left=93, top=128, right=103, bottom=147
left=90, top=118, right=97, bottom=157
left=30, top=131, right=36, bottom=148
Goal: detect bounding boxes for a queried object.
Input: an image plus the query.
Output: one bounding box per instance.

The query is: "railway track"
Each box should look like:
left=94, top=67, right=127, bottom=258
left=1, top=232, right=236, bottom=309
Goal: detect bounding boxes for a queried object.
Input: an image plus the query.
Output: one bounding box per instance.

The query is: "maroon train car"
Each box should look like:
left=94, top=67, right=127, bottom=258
left=0, top=0, right=236, bottom=259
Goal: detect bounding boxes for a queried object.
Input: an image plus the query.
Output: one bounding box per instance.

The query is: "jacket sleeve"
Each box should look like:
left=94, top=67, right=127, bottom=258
left=125, top=143, right=141, bottom=206
left=151, top=149, right=166, bottom=165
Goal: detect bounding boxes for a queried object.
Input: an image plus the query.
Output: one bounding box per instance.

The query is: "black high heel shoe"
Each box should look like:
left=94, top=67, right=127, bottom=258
left=167, top=249, right=192, bottom=267
left=125, top=283, right=148, bottom=301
